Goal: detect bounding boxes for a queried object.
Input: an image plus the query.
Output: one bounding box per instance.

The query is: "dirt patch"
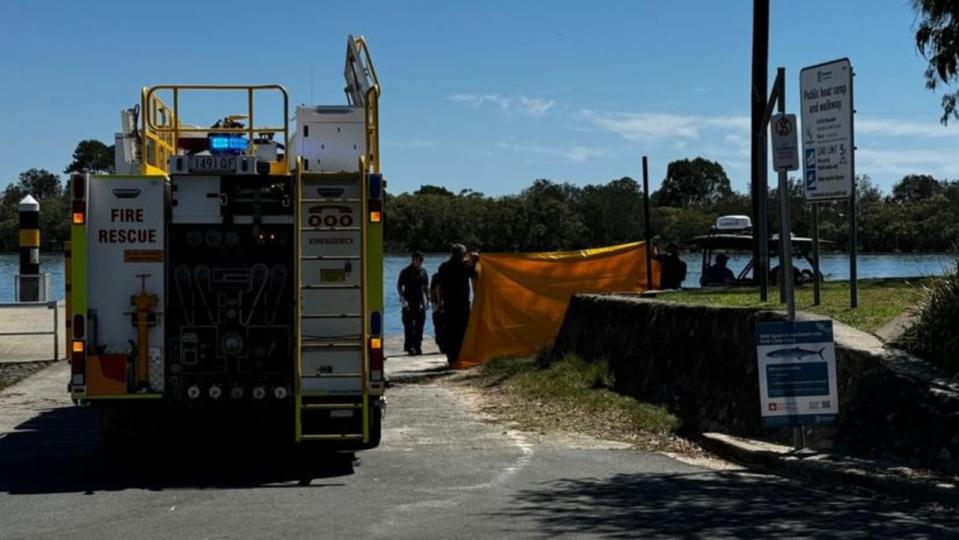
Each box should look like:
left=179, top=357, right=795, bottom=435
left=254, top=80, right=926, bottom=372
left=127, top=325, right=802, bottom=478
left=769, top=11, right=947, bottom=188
left=443, top=367, right=713, bottom=460
left=0, top=360, right=58, bottom=393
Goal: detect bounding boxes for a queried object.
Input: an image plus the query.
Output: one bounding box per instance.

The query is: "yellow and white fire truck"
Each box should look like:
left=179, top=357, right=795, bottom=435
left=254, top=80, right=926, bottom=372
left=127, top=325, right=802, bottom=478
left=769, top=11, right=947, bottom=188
left=67, top=36, right=385, bottom=449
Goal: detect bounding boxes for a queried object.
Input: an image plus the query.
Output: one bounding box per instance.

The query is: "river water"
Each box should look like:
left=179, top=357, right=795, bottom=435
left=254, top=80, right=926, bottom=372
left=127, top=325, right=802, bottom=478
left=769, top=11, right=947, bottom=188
left=2, top=252, right=953, bottom=336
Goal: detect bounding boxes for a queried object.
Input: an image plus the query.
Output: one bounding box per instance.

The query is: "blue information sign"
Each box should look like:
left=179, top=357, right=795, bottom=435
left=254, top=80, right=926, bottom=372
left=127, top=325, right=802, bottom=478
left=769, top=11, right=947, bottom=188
left=756, top=320, right=838, bottom=427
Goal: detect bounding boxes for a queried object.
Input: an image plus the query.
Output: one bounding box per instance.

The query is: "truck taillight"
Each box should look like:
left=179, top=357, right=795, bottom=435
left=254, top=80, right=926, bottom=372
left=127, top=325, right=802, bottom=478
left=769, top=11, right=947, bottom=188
left=71, top=200, right=85, bottom=225
left=367, top=173, right=383, bottom=223
left=368, top=199, right=382, bottom=223
left=71, top=340, right=85, bottom=386
left=369, top=336, right=384, bottom=381
left=71, top=174, right=86, bottom=225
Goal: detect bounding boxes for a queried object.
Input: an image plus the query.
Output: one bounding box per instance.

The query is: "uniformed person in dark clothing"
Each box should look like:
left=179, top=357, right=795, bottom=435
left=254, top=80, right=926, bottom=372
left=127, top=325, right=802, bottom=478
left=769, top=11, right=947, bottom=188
left=397, top=251, right=429, bottom=355
left=429, top=271, right=447, bottom=354
left=653, top=242, right=687, bottom=289
left=435, top=244, right=477, bottom=365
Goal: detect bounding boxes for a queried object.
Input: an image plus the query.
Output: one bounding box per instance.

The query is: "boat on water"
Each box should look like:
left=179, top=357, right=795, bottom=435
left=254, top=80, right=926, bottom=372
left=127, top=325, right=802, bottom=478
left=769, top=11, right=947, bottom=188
left=686, top=215, right=830, bottom=287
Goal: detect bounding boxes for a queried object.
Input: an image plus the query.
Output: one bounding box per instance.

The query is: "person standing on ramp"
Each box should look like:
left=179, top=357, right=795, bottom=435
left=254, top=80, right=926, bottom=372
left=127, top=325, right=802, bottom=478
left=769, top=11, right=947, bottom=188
left=436, top=244, right=477, bottom=365
left=397, top=251, right=430, bottom=355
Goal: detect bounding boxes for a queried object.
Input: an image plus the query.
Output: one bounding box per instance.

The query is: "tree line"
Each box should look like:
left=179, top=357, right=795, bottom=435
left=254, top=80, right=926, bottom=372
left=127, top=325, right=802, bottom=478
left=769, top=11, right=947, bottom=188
left=386, top=158, right=959, bottom=254
left=0, top=141, right=112, bottom=251
left=2, top=142, right=957, bottom=255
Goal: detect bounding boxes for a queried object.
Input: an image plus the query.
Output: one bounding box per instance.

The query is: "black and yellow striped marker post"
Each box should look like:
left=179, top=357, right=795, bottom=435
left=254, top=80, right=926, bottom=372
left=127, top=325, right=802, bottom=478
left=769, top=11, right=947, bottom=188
left=19, top=194, right=40, bottom=301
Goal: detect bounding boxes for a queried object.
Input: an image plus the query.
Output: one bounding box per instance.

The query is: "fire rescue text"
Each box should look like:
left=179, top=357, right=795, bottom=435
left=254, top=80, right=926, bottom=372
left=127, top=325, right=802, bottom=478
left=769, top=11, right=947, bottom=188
left=98, top=208, right=158, bottom=243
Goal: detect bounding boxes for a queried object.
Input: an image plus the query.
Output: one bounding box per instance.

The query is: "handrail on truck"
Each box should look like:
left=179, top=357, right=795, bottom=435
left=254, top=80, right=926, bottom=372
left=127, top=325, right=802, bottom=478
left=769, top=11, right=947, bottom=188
left=139, top=89, right=177, bottom=176
left=141, top=84, right=291, bottom=175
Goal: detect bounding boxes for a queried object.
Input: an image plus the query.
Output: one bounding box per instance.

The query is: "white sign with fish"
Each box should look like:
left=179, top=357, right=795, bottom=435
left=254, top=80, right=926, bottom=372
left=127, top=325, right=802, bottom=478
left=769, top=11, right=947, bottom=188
left=756, top=320, right=838, bottom=427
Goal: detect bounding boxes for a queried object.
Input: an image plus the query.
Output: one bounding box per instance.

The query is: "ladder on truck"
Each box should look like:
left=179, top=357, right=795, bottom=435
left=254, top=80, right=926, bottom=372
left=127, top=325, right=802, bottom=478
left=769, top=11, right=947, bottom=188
left=293, top=35, right=383, bottom=444
left=296, top=165, right=368, bottom=442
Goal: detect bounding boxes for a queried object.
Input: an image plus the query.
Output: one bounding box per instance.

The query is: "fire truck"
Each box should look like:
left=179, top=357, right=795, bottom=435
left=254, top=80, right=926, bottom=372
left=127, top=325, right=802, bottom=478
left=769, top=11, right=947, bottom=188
left=67, top=36, right=385, bottom=449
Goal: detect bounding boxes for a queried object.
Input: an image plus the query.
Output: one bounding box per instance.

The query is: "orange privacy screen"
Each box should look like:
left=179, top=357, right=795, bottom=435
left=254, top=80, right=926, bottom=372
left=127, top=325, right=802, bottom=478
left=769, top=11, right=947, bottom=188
left=455, top=241, right=658, bottom=368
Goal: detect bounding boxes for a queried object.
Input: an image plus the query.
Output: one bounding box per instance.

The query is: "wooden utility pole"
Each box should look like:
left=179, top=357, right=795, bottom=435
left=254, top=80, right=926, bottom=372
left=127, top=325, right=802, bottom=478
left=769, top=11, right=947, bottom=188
left=751, top=0, right=770, bottom=300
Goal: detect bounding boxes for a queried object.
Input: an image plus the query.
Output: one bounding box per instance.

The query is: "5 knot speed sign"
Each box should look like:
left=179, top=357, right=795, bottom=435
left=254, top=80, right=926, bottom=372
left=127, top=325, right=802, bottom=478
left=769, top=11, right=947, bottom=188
left=770, top=113, right=799, bottom=172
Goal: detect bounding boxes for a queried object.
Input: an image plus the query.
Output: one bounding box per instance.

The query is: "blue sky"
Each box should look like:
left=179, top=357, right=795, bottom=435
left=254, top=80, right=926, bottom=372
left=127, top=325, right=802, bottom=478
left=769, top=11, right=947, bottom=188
left=1, top=0, right=956, bottom=196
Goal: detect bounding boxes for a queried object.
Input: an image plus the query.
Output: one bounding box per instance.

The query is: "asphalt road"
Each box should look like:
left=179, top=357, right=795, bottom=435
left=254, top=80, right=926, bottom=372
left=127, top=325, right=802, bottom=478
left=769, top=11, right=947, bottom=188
left=0, top=350, right=957, bottom=538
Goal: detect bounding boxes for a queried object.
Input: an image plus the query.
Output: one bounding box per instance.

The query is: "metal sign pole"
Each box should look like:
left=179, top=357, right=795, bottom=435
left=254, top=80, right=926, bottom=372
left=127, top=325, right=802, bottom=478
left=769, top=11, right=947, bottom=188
left=776, top=68, right=798, bottom=448
left=812, top=203, right=821, bottom=306
left=849, top=70, right=858, bottom=309
left=779, top=184, right=801, bottom=447
left=643, top=156, right=654, bottom=289
left=768, top=66, right=801, bottom=449
left=775, top=68, right=788, bottom=305
left=778, top=175, right=795, bottom=321
left=850, top=180, right=858, bottom=308
left=774, top=69, right=795, bottom=322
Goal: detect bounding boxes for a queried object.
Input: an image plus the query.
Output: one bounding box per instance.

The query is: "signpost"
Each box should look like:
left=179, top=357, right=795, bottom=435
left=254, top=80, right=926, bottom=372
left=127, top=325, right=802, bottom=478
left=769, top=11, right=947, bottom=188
left=768, top=69, right=797, bottom=320
left=770, top=113, right=799, bottom=172
left=757, top=320, right=839, bottom=429
left=801, top=58, right=857, bottom=307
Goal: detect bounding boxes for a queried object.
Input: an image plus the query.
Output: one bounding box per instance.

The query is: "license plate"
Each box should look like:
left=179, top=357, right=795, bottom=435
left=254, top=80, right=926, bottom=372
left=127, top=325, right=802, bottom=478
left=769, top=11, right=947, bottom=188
left=188, top=155, right=237, bottom=173
left=320, top=269, right=347, bottom=283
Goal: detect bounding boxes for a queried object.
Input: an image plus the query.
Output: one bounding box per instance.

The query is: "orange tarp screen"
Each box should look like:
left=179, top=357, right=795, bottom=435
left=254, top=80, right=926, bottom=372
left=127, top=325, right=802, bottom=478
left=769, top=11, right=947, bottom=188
left=455, top=241, right=659, bottom=368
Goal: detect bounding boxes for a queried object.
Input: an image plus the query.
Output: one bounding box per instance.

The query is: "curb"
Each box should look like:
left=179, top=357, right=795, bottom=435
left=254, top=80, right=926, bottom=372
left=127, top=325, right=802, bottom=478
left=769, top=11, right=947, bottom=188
left=0, top=359, right=61, bottom=393
left=701, top=432, right=959, bottom=506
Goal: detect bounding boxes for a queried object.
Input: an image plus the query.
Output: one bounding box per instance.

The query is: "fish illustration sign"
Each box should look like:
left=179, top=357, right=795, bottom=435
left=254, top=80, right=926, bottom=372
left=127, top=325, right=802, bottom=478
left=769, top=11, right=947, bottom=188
left=756, top=320, right=839, bottom=427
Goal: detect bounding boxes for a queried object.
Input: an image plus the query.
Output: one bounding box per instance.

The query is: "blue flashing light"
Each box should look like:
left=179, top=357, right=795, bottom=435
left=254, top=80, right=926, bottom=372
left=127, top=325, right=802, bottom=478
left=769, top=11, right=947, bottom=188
left=209, top=135, right=249, bottom=153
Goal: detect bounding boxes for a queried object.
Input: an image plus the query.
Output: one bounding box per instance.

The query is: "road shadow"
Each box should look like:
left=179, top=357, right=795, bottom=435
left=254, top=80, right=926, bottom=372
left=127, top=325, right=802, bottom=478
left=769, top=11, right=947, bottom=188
left=501, top=471, right=959, bottom=537
left=0, top=406, right=357, bottom=495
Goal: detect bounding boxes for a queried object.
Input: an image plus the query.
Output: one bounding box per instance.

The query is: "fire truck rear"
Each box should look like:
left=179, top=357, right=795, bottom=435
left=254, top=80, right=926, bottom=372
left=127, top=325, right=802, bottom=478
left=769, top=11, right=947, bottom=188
left=67, top=35, right=385, bottom=449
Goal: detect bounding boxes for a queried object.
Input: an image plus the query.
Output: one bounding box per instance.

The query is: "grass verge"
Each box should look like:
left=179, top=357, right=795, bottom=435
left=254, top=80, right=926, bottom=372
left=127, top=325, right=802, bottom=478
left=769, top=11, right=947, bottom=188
left=659, top=278, right=930, bottom=333
left=464, top=354, right=683, bottom=451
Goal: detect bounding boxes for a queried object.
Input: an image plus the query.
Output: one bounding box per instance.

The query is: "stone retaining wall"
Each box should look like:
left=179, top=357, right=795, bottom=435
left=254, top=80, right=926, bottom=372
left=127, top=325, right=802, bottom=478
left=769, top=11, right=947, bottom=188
left=550, top=294, right=959, bottom=471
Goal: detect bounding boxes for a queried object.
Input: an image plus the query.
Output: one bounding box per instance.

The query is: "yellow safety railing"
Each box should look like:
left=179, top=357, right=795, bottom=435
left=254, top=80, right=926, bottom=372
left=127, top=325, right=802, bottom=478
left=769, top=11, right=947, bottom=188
left=140, top=89, right=177, bottom=176
left=355, top=37, right=381, bottom=174
left=141, top=84, right=290, bottom=175
left=355, top=37, right=377, bottom=442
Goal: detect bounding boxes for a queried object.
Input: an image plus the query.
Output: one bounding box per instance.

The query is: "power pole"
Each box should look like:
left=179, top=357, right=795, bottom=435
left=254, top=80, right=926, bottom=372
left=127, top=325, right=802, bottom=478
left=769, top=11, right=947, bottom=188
left=643, top=156, right=654, bottom=289
left=751, top=0, right=770, bottom=301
